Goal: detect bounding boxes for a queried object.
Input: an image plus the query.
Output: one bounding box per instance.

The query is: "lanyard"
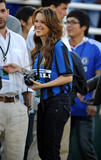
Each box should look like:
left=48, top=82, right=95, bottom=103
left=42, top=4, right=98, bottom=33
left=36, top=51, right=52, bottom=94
left=0, top=32, right=11, bottom=62
left=37, top=52, right=43, bottom=79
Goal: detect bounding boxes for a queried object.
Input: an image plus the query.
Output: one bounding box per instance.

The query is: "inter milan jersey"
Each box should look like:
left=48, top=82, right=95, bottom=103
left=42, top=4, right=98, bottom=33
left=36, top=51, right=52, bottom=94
left=71, top=37, right=101, bottom=116
left=33, top=40, right=73, bottom=100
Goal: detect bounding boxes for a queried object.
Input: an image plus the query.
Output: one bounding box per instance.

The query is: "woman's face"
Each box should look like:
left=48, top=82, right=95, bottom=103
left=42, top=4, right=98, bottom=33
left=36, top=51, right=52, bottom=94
left=34, top=12, right=49, bottom=41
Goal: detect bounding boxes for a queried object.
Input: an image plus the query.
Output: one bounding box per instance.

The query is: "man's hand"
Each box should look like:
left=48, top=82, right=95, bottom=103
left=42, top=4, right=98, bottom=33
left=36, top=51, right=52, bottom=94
left=22, top=91, right=32, bottom=113
left=77, top=93, right=85, bottom=101
left=3, top=64, right=21, bottom=73
left=86, top=105, right=97, bottom=116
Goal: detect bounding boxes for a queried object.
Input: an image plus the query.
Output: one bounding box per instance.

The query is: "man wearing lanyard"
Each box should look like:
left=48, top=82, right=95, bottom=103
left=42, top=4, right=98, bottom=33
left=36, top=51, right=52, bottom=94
left=0, top=0, right=31, bottom=159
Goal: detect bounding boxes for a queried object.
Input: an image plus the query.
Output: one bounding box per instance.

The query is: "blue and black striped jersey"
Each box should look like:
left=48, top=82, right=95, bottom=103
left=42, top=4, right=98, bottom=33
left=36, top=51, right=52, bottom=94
left=33, top=40, right=73, bottom=100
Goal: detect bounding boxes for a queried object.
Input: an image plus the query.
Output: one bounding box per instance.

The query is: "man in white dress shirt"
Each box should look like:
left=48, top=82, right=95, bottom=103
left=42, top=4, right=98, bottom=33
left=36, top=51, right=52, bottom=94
left=0, top=0, right=31, bottom=159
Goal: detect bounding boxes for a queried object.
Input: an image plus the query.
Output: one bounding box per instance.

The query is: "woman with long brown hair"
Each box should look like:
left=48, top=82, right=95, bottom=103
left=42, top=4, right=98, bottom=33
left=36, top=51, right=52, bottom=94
left=3, top=7, right=73, bottom=160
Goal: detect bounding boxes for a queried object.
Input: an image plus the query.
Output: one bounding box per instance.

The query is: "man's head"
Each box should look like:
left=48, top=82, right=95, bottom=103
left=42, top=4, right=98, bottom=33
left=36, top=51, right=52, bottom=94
left=0, top=0, right=6, bottom=8
left=0, top=0, right=9, bottom=29
left=16, top=6, right=35, bottom=32
left=42, top=0, right=71, bottom=20
left=66, top=10, right=90, bottom=38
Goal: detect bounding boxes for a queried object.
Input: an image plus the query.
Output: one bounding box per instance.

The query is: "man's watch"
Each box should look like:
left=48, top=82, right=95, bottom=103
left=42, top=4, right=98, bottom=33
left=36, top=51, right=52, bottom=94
left=21, top=68, right=30, bottom=75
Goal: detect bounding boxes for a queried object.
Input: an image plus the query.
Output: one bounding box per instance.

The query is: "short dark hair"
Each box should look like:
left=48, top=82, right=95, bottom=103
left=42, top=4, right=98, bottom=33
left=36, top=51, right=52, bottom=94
left=15, top=6, right=36, bottom=23
left=42, top=0, right=71, bottom=7
left=0, top=0, right=7, bottom=8
left=67, top=9, right=90, bottom=36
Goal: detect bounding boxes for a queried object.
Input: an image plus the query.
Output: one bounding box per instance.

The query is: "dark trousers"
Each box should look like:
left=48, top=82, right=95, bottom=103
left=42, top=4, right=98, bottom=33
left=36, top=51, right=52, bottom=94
left=37, top=94, right=71, bottom=160
left=68, top=116, right=98, bottom=160
left=24, top=112, right=34, bottom=160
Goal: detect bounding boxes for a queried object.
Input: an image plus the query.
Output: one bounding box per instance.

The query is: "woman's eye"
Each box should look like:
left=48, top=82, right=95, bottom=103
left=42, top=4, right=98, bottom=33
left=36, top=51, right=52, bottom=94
left=34, top=20, right=46, bottom=24
left=41, top=21, right=45, bottom=24
left=35, top=20, right=38, bottom=23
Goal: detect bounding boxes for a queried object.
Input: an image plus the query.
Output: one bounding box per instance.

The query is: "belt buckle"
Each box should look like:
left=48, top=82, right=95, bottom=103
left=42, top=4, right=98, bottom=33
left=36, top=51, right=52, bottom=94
left=13, top=95, right=19, bottom=102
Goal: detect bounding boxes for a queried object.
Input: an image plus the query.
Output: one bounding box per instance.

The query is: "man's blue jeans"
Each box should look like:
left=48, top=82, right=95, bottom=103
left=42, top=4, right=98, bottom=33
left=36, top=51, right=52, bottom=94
left=68, top=116, right=97, bottom=160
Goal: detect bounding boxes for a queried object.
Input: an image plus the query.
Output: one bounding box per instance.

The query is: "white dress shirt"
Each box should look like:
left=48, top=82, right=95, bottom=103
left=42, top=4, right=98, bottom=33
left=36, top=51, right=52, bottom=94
left=0, top=28, right=31, bottom=96
left=26, top=26, right=35, bottom=55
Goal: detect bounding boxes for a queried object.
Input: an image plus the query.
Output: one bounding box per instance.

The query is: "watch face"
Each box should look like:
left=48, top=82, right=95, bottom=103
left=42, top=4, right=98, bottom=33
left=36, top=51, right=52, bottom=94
left=21, top=68, right=30, bottom=75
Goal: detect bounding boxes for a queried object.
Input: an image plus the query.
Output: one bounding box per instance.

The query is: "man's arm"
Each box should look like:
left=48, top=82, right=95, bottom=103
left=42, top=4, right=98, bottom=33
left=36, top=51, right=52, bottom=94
left=86, top=70, right=101, bottom=116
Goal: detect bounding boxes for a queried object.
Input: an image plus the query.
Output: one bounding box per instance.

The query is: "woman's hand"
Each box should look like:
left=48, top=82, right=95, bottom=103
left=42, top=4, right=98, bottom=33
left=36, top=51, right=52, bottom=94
left=29, top=75, right=72, bottom=90
left=29, top=79, right=43, bottom=90
left=3, top=64, right=21, bottom=74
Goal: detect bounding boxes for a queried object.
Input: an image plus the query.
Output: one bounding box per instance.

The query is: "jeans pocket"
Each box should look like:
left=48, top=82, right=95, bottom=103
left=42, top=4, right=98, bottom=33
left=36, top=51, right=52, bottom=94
left=54, top=105, right=70, bottom=124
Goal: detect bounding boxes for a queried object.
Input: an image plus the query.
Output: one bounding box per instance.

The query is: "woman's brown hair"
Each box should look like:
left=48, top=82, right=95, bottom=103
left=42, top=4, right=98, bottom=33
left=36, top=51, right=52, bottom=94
left=31, top=7, right=63, bottom=68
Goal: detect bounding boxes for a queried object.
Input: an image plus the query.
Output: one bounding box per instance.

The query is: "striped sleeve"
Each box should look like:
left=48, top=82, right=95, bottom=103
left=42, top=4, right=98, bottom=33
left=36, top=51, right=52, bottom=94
left=54, top=41, right=73, bottom=75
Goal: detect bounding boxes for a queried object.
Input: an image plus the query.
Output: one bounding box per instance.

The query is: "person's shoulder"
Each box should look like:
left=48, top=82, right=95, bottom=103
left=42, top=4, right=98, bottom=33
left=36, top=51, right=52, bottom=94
left=29, top=26, right=34, bottom=32
left=26, top=26, right=35, bottom=42
left=7, top=15, right=22, bottom=35
left=27, top=26, right=35, bottom=37
left=7, top=15, right=20, bottom=24
left=55, top=40, right=64, bottom=47
left=26, top=26, right=35, bottom=51
left=88, top=37, right=101, bottom=45
left=9, top=29, right=25, bottom=42
left=87, top=37, right=101, bottom=51
left=54, top=40, right=71, bottom=53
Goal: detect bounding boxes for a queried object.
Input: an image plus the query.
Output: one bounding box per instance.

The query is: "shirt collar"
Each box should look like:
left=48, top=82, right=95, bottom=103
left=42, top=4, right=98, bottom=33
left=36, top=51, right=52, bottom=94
left=0, top=27, right=10, bottom=39
left=70, top=36, right=88, bottom=49
left=6, top=27, right=11, bottom=36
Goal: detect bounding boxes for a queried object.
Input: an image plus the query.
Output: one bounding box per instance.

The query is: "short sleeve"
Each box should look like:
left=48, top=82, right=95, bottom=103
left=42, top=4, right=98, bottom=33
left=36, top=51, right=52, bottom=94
left=54, top=41, right=73, bottom=75
left=94, top=46, right=101, bottom=71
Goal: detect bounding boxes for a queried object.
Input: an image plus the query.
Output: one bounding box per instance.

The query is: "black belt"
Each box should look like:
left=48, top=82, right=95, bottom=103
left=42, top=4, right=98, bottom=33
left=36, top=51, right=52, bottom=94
left=0, top=95, right=19, bottom=103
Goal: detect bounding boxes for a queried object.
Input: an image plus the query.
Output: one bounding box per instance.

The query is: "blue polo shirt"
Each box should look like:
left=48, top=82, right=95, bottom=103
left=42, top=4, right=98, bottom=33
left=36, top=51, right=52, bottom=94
left=33, top=40, right=73, bottom=100
left=71, top=37, right=101, bottom=116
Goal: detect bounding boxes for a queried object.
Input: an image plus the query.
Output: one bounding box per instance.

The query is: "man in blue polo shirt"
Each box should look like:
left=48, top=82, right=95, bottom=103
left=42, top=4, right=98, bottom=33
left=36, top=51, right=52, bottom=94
left=66, top=10, right=101, bottom=160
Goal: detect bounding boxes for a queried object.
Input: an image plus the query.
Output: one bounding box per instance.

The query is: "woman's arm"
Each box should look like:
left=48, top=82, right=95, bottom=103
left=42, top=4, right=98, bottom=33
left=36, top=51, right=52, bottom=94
left=30, top=75, right=73, bottom=90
